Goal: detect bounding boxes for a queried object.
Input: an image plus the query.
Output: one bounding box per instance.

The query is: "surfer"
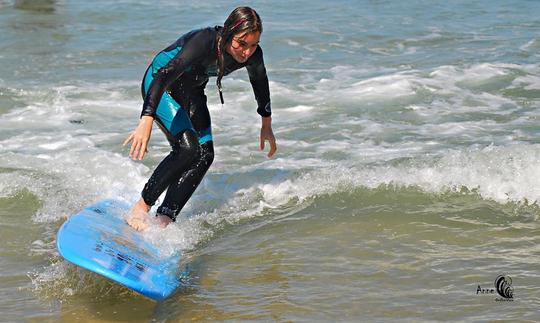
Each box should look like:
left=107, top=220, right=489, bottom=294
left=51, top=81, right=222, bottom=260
left=123, top=7, right=277, bottom=230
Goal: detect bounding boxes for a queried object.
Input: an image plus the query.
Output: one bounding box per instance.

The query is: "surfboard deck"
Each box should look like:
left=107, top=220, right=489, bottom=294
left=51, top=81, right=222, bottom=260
left=56, top=199, right=185, bottom=301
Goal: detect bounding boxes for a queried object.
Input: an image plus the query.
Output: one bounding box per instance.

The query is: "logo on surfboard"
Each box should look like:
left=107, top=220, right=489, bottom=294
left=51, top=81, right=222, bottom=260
left=94, top=241, right=148, bottom=273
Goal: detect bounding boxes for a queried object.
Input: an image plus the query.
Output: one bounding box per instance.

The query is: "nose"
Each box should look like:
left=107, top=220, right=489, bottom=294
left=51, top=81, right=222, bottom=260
left=242, top=47, right=254, bottom=58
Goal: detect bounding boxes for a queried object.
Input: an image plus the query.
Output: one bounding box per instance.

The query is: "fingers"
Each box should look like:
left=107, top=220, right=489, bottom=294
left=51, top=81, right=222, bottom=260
left=129, top=138, right=139, bottom=159
left=123, top=132, right=134, bottom=147
left=267, top=138, right=277, bottom=158
left=260, top=134, right=265, bottom=151
left=132, top=139, right=148, bottom=160
left=126, top=134, right=148, bottom=160
left=136, top=140, right=148, bottom=160
left=260, top=131, right=277, bottom=158
left=125, top=119, right=153, bottom=161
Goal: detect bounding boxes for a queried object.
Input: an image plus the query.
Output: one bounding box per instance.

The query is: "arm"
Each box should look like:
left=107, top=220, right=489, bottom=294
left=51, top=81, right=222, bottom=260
left=246, top=46, right=272, bottom=118
left=247, top=47, right=276, bottom=157
left=141, top=31, right=211, bottom=117
left=126, top=30, right=211, bottom=160
left=126, top=48, right=195, bottom=160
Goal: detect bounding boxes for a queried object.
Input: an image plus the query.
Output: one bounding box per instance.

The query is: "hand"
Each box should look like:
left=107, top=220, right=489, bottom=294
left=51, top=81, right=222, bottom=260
left=123, top=116, right=154, bottom=160
left=260, top=116, right=277, bottom=158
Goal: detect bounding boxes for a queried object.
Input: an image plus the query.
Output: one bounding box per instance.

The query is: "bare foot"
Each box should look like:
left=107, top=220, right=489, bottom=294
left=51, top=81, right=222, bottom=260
left=126, top=198, right=151, bottom=231
left=156, top=215, right=173, bottom=228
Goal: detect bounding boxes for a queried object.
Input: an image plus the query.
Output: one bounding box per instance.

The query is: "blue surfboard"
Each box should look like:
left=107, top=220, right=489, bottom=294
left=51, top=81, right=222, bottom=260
left=56, top=199, right=186, bottom=301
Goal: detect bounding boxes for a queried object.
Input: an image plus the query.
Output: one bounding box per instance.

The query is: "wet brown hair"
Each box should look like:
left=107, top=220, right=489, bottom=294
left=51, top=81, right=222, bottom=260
left=216, top=7, right=263, bottom=104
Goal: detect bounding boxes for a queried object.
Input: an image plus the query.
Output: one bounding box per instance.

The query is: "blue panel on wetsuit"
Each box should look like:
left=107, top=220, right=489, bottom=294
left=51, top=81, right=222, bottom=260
left=152, top=47, right=181, bottom=71
left=142, top=40, right=214, bottom=143
left=198, top=127, right=213, bottom=144
left=143, top=47, right=194, bottom=137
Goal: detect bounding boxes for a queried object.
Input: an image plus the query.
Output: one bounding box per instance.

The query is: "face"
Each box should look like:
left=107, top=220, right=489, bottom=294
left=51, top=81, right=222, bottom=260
left=226, top=31, right=261, bottom=63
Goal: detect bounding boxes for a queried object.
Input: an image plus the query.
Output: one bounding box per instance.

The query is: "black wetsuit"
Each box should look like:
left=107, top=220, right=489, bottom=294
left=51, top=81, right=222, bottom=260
left=140, top=26, right=271, bottom=220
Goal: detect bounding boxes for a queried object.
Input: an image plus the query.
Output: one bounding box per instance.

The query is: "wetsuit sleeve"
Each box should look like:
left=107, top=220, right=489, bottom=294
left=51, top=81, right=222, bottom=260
left=141, top=31, right=212, bottom=118
left=246, top=46, right=272, bottom=117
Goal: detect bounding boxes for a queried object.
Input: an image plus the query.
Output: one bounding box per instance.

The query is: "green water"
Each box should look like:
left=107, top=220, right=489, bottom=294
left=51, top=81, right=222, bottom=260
left=3, top=187, right=537, bottom=321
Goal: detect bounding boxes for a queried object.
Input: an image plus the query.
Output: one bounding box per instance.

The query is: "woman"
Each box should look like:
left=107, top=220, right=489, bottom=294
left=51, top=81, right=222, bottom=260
left=123, top=7, right=277, bottom=230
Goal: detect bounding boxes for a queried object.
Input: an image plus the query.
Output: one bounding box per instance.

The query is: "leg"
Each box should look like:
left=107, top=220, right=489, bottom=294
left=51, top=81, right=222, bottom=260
left=156, top=141, right=214, bottom=220
left=128, top=129, right=200, bottom=230
left=156, top=91, right=214, bottom=221
left=141, top=130, right=200, bottom=206
left=128, top=67, right=198, bottom=230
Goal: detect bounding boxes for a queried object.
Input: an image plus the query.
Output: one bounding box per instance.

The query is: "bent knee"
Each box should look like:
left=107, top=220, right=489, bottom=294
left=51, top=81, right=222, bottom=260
left=200, top=142, right=214, bottom=167
left=172, top=130, right=201, bottom=161
left=201, top=149, right=214, bottom=168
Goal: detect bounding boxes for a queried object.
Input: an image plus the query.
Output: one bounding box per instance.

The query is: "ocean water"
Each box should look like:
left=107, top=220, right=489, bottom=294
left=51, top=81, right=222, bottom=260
left=1, top=0, right=540, bottom=321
